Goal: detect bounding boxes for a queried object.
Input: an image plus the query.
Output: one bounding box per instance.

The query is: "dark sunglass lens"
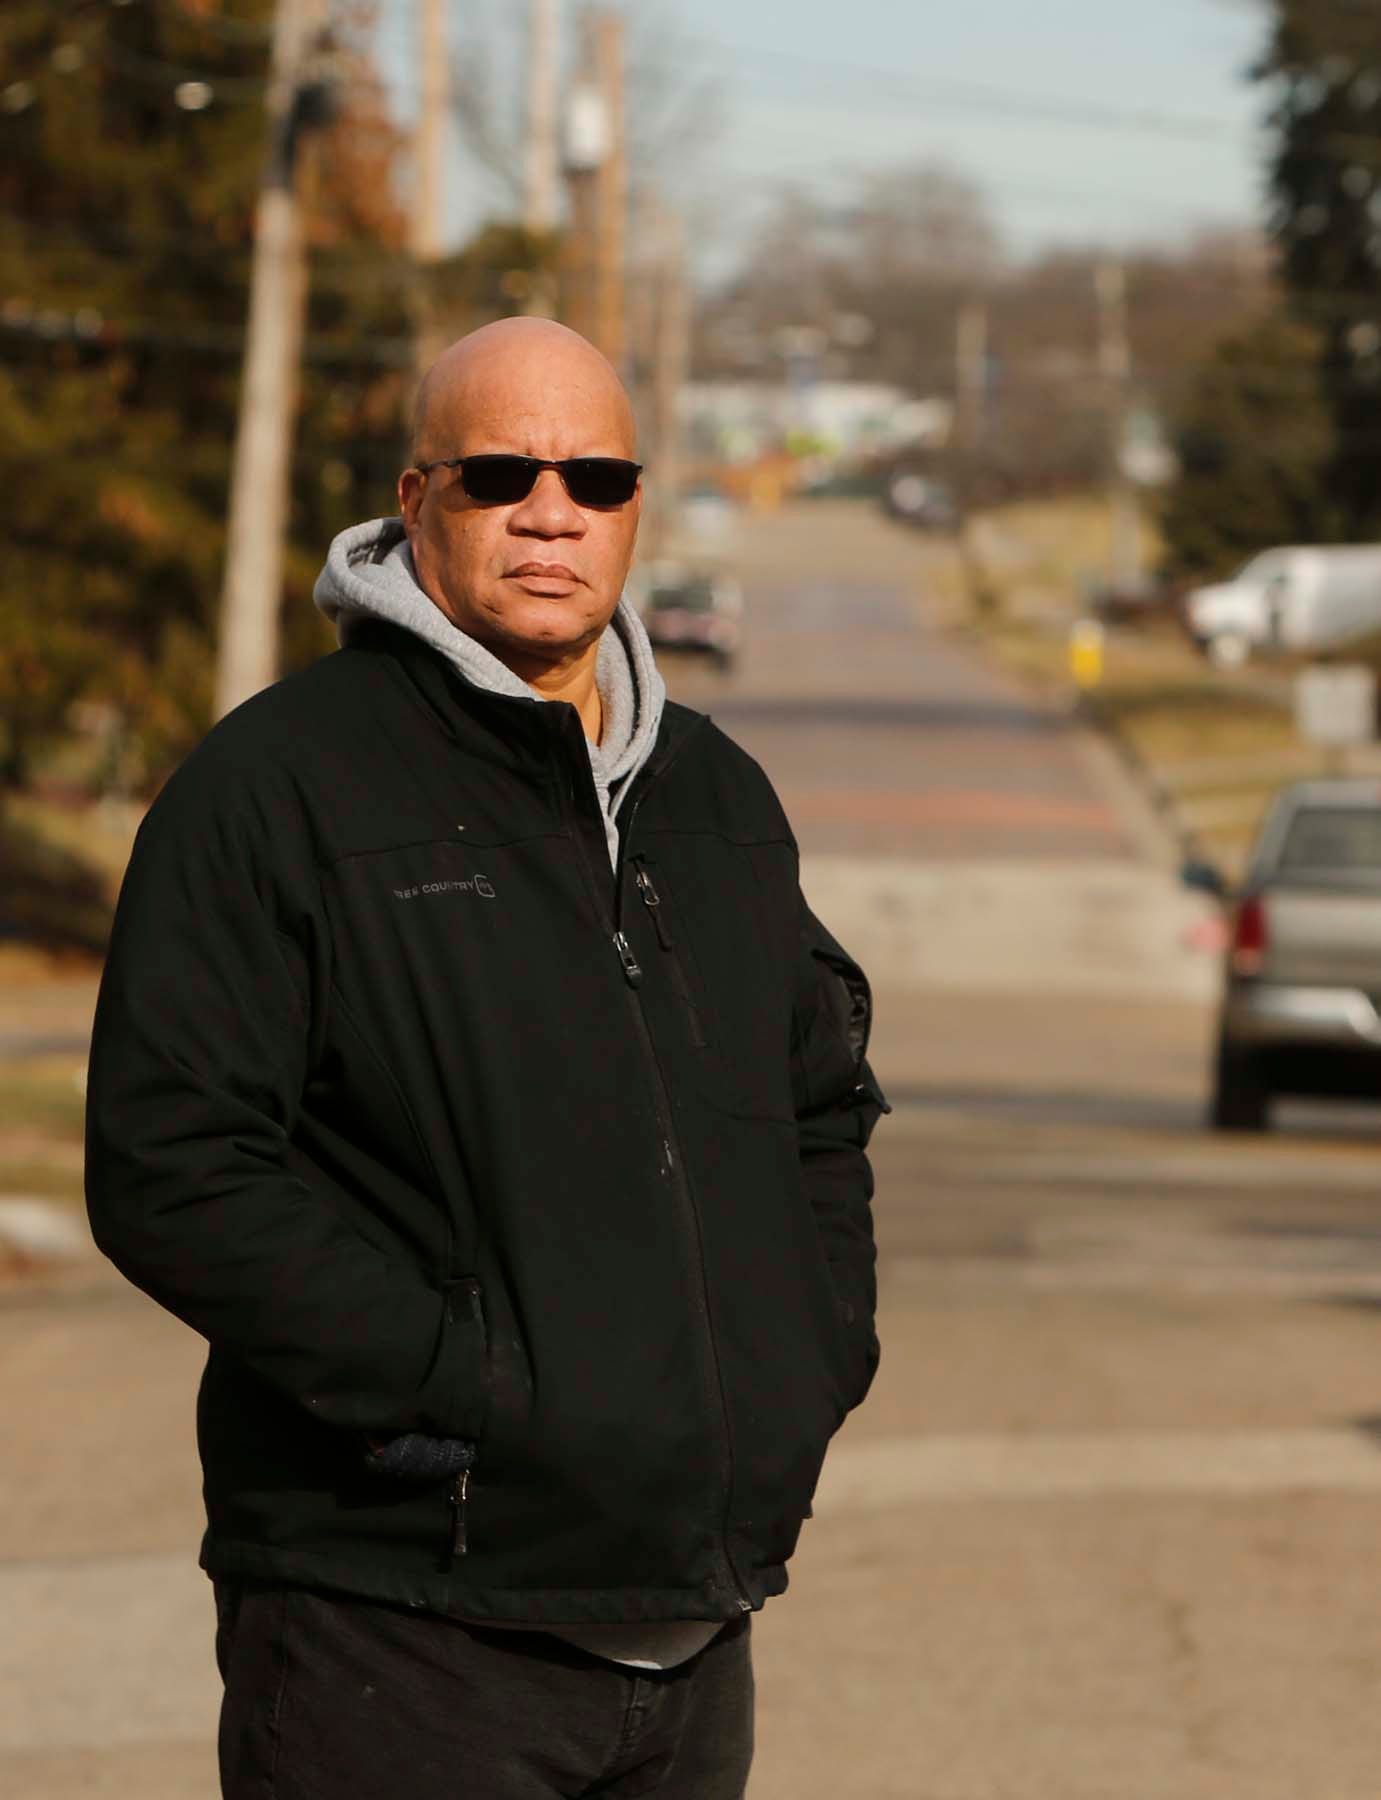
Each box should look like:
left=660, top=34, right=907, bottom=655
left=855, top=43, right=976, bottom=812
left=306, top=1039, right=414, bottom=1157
left=564, top=460, right=640, bottom=506
left=460, top=457, right=538, bottom=503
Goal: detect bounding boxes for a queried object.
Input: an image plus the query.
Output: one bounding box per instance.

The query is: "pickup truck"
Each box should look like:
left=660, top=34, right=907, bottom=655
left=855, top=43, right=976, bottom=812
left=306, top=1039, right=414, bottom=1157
left=1185, top=780, right=1381, bottom=1130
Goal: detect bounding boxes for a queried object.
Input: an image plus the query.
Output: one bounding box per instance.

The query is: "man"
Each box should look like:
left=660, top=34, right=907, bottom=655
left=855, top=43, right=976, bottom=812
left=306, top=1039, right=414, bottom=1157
left=86, top=318, right=885, bottom=1800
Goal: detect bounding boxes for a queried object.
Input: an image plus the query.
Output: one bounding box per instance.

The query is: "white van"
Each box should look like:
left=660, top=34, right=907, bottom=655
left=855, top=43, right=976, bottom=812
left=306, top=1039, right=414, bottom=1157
left=1184, top=546, right=1381, bottom=665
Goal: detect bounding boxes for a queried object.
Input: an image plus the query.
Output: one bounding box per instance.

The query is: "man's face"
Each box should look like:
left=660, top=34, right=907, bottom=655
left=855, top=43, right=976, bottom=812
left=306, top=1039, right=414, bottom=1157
left=398, top=350, right=642, bottom=668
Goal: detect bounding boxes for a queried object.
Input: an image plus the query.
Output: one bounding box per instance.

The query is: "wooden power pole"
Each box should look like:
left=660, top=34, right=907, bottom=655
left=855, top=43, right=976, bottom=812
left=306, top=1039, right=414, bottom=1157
left=593, top=8, right=626, bottom=370
left=562, top=10, right=602, bottom=346
left=1096, top=259, right=1140, bottom=592
left=954, top=300, right=989, bottom=457
left=214, top=0, right=320, bottom=720
left=649, top=204, right=688, bottom=559
left=413, top=0, right=449, bottom=265
left=525, top=0, right=560, bottom=236
left=409, top=0, right=452, bottom=373
left=562, top=6, right=624, bottom=363
left=523, top=0, right=560, bottom=318
left=953, top=300, right=995, bottom=620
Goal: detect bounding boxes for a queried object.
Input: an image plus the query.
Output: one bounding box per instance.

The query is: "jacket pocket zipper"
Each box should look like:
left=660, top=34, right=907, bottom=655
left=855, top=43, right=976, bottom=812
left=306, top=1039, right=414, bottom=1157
left=449, top=1465, right=471, bottom=1562
left=442, top=1444, right=478, bottom=1569
left=634, top=864, right=707, bottom=1047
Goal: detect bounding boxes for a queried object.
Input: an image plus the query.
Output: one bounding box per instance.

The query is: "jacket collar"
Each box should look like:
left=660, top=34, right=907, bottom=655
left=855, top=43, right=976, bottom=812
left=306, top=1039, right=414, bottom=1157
left=346, top=618, right=706, bottom=778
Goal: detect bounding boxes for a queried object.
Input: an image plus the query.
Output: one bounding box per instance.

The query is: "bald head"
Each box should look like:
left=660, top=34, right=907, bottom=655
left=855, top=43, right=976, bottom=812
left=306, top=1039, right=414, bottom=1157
left=397, top=317, right=644, bottom=692
left=410, top=318, right=636, bottom=465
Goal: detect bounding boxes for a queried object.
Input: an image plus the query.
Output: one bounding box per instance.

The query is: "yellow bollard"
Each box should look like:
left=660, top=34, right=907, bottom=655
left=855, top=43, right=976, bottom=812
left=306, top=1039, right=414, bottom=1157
left=1069, top=617, right=1105, bottom=692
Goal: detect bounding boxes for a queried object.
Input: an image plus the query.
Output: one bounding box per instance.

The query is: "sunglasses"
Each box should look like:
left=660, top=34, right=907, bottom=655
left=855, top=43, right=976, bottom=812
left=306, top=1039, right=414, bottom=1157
left=413, top=454, right=643, bottom=508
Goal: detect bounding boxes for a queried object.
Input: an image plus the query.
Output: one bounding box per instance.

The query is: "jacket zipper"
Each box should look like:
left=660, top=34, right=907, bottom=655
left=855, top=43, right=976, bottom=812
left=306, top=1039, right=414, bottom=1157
left=561, top=725, right=751, bottom=1613
left=611, top=960, right=750, bottom=1612
left=438, top=1283, right=481, bottom=1568
left=633, top=862, right=707, bottom=1048
left=449, top=1466, right=470, bottom=1562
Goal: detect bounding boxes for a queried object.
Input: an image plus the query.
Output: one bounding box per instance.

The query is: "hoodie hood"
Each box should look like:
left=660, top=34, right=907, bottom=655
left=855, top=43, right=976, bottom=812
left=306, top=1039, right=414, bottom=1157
left=315, top=517, right=666, bottom=867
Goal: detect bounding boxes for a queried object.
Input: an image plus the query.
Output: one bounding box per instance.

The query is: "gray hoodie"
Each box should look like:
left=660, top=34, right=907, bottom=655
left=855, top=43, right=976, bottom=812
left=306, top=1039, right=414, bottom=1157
left=314, top=518, right=666, bottom=870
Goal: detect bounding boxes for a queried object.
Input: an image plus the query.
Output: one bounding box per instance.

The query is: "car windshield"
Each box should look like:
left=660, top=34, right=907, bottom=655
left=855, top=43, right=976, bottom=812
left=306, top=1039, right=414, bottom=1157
left=648, top=582, right=716, bottom=613
left=1276, top=806, right=1381, bottom=879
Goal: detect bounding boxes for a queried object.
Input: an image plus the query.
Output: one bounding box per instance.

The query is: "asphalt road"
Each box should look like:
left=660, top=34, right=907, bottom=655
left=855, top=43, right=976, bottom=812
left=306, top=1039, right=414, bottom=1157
left=7, top=500, right=1381, bottom=1798
left=670, top=503, right=1381, bottom=1800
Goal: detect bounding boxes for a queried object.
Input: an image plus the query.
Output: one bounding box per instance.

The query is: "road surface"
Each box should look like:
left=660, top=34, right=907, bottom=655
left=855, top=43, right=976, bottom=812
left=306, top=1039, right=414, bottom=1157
left=6, top=501, right=1381, bottom=1798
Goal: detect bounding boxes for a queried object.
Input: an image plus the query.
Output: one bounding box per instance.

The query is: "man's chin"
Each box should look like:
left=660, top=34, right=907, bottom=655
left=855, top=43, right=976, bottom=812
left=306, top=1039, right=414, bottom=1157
left=481, top=599, right=617, bottom=662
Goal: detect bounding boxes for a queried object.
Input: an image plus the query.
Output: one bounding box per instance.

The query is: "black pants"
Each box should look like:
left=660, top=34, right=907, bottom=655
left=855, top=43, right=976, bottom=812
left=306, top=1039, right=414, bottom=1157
left=215, top=1582, right=754, bottom=1800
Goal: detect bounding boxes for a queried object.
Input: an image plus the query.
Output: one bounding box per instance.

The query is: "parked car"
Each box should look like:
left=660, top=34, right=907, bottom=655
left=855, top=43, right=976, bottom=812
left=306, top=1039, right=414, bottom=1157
left=676, top=486, right=739, bottom=556
left=1184, top=780, right=1381, bottom=1130
left=1184, top=545, right=1381, bottom=666
left=880, top=464, right=958, bottom=531
left=637, top=565, right=744, bottom=671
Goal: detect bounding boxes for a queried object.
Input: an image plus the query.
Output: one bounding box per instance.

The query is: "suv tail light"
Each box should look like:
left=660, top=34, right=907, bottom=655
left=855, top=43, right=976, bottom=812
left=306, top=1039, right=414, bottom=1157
left=1230, top=894, right=1269, bottom=975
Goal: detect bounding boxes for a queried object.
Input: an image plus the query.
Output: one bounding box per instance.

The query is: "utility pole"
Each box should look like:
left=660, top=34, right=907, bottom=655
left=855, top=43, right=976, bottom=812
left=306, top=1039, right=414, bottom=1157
left=562, top=9, right=606, bottom=347
left=413, top=0, right=449, bottom=265
left=1096, top=259, right=1140, bottom=592
left=525, top=0, right=560, bottom=236
left=627, top=181, right=660, bottom=435
left=214, top=0, right=322, bottom=721
left=649, top=204, right=688, bottom=560
left=952, top=300, right=996, bottom=619
left=593, top=8, right=626, bottom=370
left=523, top=0, right=560, bottom=318
left=409, top=0, right=451, bottom=373
left=562, top=7, right=624, bottom=363
left=954, top=300, right=988, bottom=457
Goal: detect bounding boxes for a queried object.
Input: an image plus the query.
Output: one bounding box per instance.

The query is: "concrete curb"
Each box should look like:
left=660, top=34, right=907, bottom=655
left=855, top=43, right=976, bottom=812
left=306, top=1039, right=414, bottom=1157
left=1070, top=695, right=1189, bottom=871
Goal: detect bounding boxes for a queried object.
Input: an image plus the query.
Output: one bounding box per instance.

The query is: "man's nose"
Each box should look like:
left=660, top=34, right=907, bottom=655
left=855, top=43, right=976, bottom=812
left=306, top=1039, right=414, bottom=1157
left=510, top=468, right=585, bottom=536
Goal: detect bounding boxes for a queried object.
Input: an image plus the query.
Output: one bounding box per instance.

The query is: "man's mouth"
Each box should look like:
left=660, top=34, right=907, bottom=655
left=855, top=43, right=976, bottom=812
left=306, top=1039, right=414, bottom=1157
left=507, top=562, right=580, bottom=585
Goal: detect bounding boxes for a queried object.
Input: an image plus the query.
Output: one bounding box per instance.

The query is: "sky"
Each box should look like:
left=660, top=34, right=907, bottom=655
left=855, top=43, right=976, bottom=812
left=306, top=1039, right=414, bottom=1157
left=377, top=0, right=1269, bottom=269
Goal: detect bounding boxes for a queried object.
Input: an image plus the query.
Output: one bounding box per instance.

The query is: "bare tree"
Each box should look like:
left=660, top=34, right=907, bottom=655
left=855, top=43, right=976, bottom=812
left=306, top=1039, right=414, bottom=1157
left=844, top=164, right=1003, bottom=287
left=446, top=1, right=727, bottom=220
left=699, top=163, right=1004, bottom=391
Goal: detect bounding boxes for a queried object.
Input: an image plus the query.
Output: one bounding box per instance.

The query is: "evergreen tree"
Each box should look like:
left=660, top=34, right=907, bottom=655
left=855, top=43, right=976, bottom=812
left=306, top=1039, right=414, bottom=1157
left=1256, top=0, right=1381, bottom=539
left=0, top=0, right=413, bottom=785
left=1160, top=313, right=1337, bottom=580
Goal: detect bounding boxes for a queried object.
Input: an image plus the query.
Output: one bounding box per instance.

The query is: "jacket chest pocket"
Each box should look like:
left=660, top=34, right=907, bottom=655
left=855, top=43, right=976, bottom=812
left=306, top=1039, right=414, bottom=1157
left=631, top=840, right=797, bottom=1122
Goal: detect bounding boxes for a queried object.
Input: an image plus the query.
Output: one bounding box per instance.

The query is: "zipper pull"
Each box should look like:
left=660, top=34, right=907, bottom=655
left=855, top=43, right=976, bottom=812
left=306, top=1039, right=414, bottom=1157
left=635, top=867, right=675, bottom=951
left=450, top=1468, right=470, bottom=1559
left=613, top=931, right=643, bottom=986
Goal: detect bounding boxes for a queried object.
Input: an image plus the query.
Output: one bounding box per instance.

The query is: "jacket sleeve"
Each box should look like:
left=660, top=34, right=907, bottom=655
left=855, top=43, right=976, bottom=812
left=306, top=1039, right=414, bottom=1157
left=85, top=758, right=467, bottom=1437
left=790, top=898, right=889, bottom=1414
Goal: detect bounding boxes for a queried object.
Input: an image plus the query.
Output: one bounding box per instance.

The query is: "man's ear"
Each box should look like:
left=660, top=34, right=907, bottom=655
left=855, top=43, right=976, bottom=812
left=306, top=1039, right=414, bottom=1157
left=398, top=466, right=425, bottom=527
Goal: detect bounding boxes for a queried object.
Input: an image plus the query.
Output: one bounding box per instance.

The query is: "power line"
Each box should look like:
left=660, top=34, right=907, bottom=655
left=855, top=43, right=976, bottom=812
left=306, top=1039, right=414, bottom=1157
left=721, top=165, right=1245, bottom=231
left=336, top=8, right=1262, bottom=150
left=684, top=37, right=1253, bottom=146
left=8, top=4, right=1370, bottom=169
left=373, top=0, right=1256, bottom=148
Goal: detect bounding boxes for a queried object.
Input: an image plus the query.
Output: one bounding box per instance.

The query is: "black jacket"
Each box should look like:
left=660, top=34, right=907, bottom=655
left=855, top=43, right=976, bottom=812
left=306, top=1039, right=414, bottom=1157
left=86, top=622, right=885, bottom=1626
